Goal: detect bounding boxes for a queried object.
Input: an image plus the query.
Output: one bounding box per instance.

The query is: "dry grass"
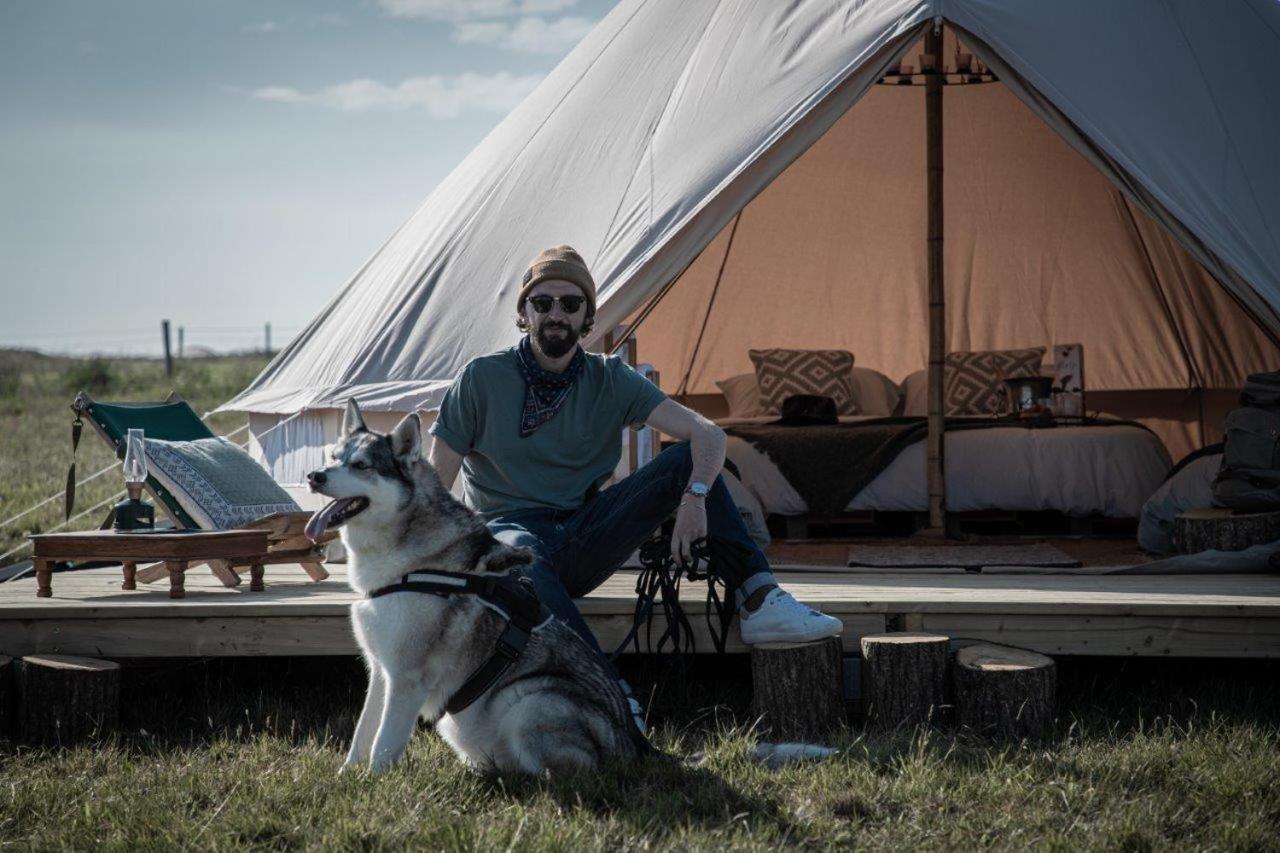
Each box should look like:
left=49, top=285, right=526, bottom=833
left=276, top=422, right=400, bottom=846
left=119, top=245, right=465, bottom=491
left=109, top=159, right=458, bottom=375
left=0, top=349, right=268, bottom=565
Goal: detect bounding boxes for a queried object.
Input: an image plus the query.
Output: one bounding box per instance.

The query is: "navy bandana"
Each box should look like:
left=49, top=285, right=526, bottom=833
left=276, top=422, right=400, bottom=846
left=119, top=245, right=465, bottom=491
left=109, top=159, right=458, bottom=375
left=516, top=335, right=585, bottom=437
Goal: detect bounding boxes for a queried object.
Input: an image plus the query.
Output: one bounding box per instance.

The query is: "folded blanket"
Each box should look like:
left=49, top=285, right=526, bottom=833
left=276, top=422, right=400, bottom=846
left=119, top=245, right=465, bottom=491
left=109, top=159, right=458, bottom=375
left=723, top=416, right=1149, bottom=517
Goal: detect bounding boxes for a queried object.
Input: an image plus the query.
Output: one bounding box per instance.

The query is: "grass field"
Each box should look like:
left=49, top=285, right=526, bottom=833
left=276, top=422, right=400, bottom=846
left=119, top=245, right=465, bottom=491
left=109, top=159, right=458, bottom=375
left=1, top=349, right=1278, bottom=849
left=0, top=656, right=1278, bottom=849
left=0, top=349, right=269, bottom=567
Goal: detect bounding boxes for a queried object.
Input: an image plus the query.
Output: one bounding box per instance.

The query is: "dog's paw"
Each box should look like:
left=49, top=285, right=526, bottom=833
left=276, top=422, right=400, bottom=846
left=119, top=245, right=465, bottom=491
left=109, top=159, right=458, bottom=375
left=480, top=543, right=535, bottom=573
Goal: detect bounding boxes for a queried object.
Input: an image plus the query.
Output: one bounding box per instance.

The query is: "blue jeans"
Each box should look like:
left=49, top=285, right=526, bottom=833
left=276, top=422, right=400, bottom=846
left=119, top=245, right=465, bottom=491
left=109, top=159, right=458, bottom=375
left=486, top=442, right=776, bottom=667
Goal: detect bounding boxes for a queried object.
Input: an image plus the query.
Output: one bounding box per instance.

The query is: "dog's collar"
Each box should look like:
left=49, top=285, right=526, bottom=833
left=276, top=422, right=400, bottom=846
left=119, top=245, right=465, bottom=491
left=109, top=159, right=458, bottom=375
left=366, top=569, right=551, bottom=716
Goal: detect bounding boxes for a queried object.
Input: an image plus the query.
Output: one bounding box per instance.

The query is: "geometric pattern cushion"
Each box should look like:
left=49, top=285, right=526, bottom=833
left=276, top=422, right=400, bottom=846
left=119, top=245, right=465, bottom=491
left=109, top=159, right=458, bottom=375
left=143, top=437, right=299, bottom=530
left=748, top=348, right=858, bottom=415
left=943, top=348, right=1045, bottom=415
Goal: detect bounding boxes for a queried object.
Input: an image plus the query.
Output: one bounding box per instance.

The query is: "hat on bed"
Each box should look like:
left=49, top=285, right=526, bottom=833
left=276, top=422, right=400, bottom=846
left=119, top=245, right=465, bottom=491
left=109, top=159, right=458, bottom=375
left=517, top=245, right=597, bottom=314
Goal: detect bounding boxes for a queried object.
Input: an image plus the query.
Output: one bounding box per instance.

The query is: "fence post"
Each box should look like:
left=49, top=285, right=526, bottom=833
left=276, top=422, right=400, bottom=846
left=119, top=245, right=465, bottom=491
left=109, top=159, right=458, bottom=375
left=161, top=320, right=173, bottom=376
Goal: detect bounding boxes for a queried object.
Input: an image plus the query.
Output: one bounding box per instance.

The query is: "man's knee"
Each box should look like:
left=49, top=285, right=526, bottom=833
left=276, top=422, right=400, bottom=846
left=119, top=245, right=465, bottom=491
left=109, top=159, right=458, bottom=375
left=650, top=441, right=694, bottom=492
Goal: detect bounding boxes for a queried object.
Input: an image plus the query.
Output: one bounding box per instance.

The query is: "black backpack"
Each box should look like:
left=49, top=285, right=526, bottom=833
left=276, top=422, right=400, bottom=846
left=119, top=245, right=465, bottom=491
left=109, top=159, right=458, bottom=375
left=1212, top=371, right=1280, bottom=511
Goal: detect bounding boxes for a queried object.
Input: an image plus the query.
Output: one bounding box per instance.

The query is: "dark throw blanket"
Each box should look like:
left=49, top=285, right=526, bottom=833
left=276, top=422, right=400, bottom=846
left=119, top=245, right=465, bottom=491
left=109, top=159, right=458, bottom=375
left=723, top=416, right=1150, bottom=516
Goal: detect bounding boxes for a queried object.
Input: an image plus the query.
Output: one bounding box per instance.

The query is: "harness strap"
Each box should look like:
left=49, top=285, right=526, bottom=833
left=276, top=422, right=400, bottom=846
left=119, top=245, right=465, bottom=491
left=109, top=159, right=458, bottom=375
left=366, top=569, right=547, bottom=716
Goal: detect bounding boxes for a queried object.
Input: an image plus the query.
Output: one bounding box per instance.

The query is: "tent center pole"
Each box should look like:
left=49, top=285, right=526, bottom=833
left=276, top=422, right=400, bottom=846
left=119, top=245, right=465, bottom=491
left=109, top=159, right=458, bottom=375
left=925, top=22, right=947, bottom=534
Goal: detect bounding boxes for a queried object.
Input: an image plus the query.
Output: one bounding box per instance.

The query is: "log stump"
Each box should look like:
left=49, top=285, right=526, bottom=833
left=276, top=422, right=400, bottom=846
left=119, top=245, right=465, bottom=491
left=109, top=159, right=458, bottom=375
left=1173, top=507, right=1280, bottom=554
left=16, top=655, right=121, bottom=746
left=750, top=637, right=844, bottom=741
left=0, top=655, right=12, bottom=739
left=952, top=643, right=1055, bottom=741
left=860, top=632, right=950, bottom=728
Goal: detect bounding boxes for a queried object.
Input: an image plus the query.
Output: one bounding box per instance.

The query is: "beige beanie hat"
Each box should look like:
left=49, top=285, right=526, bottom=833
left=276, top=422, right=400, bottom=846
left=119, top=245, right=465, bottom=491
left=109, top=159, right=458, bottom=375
left=516, top=245, right=597, bottom=314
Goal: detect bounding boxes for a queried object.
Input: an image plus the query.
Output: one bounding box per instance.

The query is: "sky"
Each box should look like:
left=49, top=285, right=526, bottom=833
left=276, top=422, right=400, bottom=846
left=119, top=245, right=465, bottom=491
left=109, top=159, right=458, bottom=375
left=0, top=0, right=619, bottom=355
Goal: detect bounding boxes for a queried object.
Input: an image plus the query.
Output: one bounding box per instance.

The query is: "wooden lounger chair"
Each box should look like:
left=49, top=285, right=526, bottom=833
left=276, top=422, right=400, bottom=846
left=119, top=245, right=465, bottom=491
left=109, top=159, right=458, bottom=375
left=70, top=391, right=331, bottom=587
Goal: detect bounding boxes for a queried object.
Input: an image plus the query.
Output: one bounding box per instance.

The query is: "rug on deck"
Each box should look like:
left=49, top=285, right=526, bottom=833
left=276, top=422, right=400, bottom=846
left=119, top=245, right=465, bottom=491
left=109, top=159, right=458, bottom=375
left=846, top=542, right=1082, bottom=570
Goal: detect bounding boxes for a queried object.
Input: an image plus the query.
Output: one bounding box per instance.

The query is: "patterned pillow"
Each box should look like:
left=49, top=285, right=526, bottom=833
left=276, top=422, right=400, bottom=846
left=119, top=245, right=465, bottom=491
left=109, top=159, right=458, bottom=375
left=144, top=437, right=299, bottom=530
left=748, top=349, right=859, bottom=415
left=943, top=348, right=1046, bottom=415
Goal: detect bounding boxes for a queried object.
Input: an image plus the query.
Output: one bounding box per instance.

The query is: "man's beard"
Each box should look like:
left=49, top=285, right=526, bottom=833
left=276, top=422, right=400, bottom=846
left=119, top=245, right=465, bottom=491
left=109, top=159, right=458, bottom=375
left=533, top=321, right=581, bottom=358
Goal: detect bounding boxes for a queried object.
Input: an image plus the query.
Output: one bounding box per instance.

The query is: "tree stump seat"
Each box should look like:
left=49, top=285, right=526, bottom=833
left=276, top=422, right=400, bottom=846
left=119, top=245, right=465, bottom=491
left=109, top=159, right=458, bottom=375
left=15, top=654, right=120, bottom=746
left=952, top=643, right=1055, bottom=741
left=1173, top=506, right=1280, bottom=554
left=860, top=632, right=951, bottom=728
left=750, top=637, right=845, bottom=741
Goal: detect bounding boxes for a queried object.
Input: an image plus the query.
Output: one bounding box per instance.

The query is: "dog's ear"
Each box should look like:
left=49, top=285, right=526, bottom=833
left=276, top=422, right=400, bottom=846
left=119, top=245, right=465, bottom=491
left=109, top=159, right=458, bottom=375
left=343, top=398, right=367, bottom=436
left=390, top=412, right=422, bottom=461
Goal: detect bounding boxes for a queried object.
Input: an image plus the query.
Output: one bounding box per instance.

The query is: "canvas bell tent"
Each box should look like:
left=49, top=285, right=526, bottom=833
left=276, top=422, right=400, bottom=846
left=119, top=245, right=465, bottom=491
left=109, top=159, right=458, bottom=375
left=222, top=0, right=1280, bottom=501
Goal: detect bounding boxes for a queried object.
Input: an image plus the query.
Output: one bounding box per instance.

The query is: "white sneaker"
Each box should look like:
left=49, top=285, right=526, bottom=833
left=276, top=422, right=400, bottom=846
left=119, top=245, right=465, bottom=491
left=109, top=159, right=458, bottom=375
left=739, top=588, right=843, bottom=645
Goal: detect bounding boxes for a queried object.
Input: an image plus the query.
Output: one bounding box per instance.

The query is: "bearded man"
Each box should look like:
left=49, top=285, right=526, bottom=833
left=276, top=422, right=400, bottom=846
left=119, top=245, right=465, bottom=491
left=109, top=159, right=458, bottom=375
left=427, top=245, right=842, bottom=733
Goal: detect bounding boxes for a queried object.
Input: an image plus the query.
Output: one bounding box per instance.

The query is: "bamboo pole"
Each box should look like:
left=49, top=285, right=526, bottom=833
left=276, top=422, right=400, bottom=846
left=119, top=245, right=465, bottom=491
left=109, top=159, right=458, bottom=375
left=925, top=22, right=947, bottom=532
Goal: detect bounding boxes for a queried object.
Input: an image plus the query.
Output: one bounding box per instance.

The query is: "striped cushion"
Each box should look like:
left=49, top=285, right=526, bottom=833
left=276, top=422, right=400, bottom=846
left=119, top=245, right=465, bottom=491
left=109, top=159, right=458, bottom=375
left=748, top=349, right=858, bottom=415
left=943, top=348, right=1045, bottom=415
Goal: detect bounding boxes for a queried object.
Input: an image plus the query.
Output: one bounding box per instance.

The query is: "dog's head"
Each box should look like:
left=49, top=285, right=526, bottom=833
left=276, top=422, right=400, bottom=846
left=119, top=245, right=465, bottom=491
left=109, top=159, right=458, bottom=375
left=303, top=399, right=425, bottom=542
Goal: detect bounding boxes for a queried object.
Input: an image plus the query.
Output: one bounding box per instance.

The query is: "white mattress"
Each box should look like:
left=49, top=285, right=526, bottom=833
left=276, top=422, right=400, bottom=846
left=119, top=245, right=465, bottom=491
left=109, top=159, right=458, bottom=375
left=721, top=416, right=1172, bottom=519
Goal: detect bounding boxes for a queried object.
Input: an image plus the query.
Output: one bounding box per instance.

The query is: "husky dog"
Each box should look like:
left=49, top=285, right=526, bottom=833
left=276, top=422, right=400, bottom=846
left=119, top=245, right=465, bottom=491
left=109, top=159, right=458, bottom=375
left=305, top=400, right=646, bottom=775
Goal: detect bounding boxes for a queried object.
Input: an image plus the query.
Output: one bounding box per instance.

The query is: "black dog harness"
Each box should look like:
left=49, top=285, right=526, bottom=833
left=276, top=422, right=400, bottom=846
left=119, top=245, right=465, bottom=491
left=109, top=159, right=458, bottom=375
left=367, top=570, right=551, bottom=716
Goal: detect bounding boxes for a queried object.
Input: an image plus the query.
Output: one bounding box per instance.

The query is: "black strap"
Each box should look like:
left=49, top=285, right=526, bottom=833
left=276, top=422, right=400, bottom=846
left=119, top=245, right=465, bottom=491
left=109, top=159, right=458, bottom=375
left=445, top=619, right=530, bottom=714
left=366, top=569, right=545, bottom=716
left=611, top=535, right=739, bottom=659
left=65, top=416, right=83, bottom=521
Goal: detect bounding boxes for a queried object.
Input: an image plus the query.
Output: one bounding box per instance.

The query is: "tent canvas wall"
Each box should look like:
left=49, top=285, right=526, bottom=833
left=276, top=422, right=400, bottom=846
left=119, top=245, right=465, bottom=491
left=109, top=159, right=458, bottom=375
left=222, top=0, right=1280, bottom=496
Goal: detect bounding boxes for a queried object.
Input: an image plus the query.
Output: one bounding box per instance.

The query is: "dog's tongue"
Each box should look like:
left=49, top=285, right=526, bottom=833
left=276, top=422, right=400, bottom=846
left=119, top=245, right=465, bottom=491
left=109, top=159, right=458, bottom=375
left=305, top=497, right=358, bottom=543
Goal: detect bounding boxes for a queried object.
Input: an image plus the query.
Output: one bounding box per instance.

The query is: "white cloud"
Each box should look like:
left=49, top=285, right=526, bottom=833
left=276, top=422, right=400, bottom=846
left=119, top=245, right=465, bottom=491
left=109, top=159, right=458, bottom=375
left=251, top=72, right=542, bottom=117
left=453, top=15, right=593, bottom=54
left=244, top=20, right=280, bottom=33
left=376, top=0, right=578, bottom=21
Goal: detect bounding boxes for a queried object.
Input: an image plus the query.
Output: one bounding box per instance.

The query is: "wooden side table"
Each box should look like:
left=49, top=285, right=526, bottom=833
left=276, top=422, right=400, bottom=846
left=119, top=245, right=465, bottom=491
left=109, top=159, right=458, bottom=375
left=29, top=530, right=271, bottom=599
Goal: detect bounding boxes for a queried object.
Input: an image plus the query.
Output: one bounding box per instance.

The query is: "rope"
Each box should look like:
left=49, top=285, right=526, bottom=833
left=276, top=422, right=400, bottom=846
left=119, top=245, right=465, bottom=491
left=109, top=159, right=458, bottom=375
left=0, top=461, right=120, bottom=529
left=0, top=488, right=128, bottom=570
left=610, top=534, right=739, bottom=658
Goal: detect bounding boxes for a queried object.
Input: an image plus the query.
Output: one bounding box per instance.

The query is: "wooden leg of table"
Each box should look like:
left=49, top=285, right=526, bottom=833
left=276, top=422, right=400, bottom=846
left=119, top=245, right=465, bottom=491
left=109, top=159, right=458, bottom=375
left=167, top=560, right=187, bottom=599
left=36, top=559, right=53, bottom=598
left=301, top=560, right=329, bottom=582
left=121, top=561, right=137, bottom=591
left=249, top=563, right=265, bottom=592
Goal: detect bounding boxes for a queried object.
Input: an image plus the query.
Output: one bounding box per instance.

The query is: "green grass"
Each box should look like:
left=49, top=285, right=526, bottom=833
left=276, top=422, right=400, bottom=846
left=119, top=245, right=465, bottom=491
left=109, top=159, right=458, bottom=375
left=1, top=657, right=1278, bottom=850
left=0, top=349, right=269, bottom=565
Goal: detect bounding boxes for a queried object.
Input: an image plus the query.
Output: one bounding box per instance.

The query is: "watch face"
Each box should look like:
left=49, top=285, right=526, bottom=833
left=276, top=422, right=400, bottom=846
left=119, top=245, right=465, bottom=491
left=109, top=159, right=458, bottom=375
left=690, top=482, right=710, bottom=497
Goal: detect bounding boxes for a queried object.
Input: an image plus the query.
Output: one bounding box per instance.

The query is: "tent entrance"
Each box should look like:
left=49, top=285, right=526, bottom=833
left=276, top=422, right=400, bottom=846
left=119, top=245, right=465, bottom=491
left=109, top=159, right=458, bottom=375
left=618, top=22, right=1276, bottom=465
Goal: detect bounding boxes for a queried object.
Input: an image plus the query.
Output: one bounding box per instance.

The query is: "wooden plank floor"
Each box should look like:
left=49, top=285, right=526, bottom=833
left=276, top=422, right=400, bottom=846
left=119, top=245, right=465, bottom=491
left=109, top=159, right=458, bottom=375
left=2, top=560, right=1279, bottom=658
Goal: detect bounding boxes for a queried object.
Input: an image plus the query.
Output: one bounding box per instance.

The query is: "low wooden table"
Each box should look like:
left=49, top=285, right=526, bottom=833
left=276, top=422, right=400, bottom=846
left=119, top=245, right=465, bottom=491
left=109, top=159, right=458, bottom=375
left=29, top=530, right=271, bottom=599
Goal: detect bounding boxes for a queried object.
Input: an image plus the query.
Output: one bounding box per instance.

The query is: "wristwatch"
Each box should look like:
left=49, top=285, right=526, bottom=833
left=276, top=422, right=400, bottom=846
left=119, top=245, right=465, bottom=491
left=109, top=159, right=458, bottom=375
left=684, top=481, right=711, bottom=498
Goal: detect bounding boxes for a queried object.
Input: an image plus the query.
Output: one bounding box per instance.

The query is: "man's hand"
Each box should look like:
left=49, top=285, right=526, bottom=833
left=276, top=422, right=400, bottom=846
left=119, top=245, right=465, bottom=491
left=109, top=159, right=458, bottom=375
left=671, top=497, right=708, bottom=565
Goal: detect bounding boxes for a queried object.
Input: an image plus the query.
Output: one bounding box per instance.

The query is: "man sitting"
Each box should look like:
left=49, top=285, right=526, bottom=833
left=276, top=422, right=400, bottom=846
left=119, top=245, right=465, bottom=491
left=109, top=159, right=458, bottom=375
left=427, top=245, right=842, bottom=732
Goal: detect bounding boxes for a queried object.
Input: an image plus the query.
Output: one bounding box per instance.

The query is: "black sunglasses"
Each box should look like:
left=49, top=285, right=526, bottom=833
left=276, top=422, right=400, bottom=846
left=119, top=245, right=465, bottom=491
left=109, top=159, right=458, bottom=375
left=528, top=294, right=586, bottom=314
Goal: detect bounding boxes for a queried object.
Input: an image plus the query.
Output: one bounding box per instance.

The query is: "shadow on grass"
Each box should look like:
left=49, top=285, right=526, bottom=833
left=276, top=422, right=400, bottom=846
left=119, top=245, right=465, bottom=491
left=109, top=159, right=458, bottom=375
left=479, top=748, right=807, bottom=841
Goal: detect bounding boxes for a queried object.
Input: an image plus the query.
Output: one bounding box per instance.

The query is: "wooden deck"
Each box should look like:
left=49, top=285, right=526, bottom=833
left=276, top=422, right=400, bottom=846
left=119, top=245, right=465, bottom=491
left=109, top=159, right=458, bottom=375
left=2, top=559, right=1279, bottom=659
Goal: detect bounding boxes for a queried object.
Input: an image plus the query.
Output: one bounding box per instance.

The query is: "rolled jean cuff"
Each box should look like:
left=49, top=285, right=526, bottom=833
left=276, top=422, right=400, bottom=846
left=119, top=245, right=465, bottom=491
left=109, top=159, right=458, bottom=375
left=734, top=571, right=777, bottom=607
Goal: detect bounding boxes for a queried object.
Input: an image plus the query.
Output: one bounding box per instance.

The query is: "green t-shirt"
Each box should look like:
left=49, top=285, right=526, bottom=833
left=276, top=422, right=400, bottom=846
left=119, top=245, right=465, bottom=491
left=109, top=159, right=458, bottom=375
left=428, top=345, right=668, bottom=518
